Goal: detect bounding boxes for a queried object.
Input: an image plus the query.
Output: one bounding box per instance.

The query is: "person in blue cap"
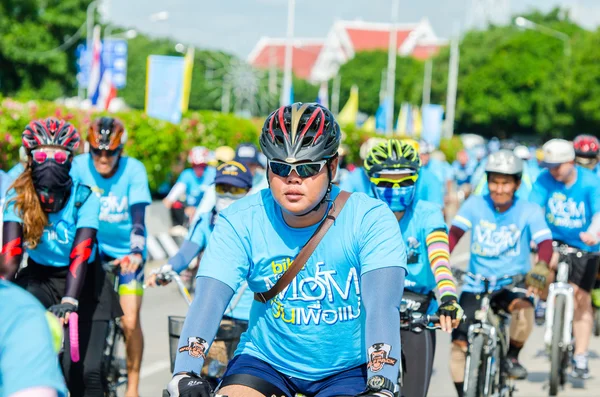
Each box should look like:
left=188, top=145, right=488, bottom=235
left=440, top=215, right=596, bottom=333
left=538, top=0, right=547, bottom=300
left=147, top=161, right=255, bottom=324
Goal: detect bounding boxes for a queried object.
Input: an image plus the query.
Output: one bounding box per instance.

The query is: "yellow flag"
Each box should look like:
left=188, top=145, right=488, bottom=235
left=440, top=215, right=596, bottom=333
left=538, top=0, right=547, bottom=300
left=337, top=85, right=359, bottom=127
left=362, top=116, right=376, bottom=132
left=413, top=106, right=423, bottom=137
left=180, top=47, right=195, bottom=112
left=396, top=103, right=409, bottom=135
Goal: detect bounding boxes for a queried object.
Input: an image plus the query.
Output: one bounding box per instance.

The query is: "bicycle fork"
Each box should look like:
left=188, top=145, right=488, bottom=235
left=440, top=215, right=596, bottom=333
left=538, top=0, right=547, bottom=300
left=544, top=282, right=574, bottom=347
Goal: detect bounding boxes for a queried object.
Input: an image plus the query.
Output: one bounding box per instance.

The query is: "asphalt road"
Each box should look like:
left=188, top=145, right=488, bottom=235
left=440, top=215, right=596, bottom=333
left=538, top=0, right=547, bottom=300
left=133, top=233, right=600, bottom=397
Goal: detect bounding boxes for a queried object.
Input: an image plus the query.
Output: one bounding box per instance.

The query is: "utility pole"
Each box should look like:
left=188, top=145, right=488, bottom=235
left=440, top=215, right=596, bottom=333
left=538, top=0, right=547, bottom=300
left=331, top=74, right=341, bottom=115
left=444, top=24, right=460, bottom=139
left=422, top=59, right=432, bottom=106
left=280, top=0, right=296, bottom=106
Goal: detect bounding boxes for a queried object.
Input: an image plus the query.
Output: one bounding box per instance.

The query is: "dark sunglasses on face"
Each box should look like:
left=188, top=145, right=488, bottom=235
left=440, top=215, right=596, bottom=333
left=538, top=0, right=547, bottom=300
left=269, top=160, right=327, bottom=178
left=215, top=184, right=249, bottom=195
left=31, top=148, right=70, bottom=165
left=90, top=147, right=120, bottom=158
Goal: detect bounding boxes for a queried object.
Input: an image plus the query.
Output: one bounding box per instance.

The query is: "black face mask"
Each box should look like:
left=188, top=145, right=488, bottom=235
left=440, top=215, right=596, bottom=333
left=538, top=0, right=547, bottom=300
left=31, top=161, right=73, bottom=213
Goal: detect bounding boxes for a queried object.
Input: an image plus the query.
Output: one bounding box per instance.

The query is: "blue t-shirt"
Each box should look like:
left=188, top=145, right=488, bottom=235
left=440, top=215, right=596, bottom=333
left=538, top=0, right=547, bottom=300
left=423, top=158, right=453, bottom=193
left=7, top=163, right=24, bottom=180
left=0, top=280, right=67, bottom=396
left=0, top=171, right=11, bottom=198
left=453, top=195, right=552, bottom=292
left=187, top=210, right=253, bottom=321
left=529, top=167, right=600, bottom=251
left=175, top=167, right=216, bottom=207
left=339, top=167, right=443, bottom=207
left=71, top=154, right=152, bottom=259
left=399, top=200, right=447, bottom=314
left=197, top=186, right=407, bottom=380
left=3, top=182, right=100, bottom=267
left=452, top=161, right=476, bottom=186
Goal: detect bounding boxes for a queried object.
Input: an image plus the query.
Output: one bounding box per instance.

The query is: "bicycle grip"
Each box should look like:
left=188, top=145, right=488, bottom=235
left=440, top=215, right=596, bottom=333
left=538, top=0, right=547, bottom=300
left=69, top=312, right=80, bottom=363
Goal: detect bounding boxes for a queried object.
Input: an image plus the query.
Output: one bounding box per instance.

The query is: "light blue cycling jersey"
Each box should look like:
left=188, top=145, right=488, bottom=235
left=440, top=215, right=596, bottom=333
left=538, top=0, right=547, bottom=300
left=340, top=166, right=444, bottom=207
left=197, top=185, right=407, bottom=380
left=0, top=280, right=67, bottom=397
left=187, top=210, right=253, bottom=321
left=529, top=166, right=600, bottom=251
left=453, top=195, right=552, bottom=293
left=423, top=157, right=453, bottom=192
left=399, top=199, right=447, bottom=314
left=0, top=171, right=11, bottom=197
left=452, top=160, right=476, bottom=186
left=3, top=182, right=100, bottom=267
left=175, top=167, right=216, bottom=207
left=71, top=154, right=151, bottom=259
left=7, top=162, right=24, bottom=180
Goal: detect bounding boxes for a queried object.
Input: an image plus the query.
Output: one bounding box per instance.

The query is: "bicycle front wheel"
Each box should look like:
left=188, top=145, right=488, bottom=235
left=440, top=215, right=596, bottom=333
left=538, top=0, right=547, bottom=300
left=104, top=320, right=128, bottom=396
left=465, top=333, right=487, bottom=397
left=550, top=295, right=566, bottom=396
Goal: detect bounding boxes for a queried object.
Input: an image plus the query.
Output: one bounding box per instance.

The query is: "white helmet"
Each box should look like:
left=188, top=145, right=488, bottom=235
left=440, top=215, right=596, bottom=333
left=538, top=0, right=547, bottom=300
left=188, top=146, right=211, bottom=165
left=485, top=149, right=523, bottom=176
left=513, top=145, right=531, bottom=160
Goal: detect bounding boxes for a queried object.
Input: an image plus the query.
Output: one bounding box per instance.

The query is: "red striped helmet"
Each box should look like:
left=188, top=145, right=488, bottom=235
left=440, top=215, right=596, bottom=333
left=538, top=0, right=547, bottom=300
left=259, top=102, right=340, bottom=162
left=22, top=118, right=80, bottom=152
left=573, top=135, right=599, bottom=158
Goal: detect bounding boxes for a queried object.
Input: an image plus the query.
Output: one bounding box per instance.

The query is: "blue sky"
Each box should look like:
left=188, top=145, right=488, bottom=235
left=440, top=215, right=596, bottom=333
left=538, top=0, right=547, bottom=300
left=103, top=0, right=600, bottom=58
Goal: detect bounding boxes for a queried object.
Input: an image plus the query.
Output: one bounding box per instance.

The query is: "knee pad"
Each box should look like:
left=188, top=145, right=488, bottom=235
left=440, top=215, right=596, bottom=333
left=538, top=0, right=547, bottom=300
left=450, top=343, right=467, bottom=383
left=510, top=306, right=534, bottom=344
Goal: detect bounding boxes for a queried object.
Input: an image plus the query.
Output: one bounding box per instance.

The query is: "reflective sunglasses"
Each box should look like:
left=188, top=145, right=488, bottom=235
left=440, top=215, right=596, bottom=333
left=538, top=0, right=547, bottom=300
left=269, top=160, right=327, bottom=178
left=370, top=174, right=418, bottom=188
left=215, top=184, right=249, bottom=195
left=90, top=147, right=120, bottom=158
left=31, top=148, right=70, bottom=165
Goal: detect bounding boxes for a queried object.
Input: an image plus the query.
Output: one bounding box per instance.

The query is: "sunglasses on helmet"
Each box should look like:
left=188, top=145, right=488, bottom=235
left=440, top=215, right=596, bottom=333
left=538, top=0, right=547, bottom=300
left=31, top=148, right=70, bottom=165
left=90, top=147, right=120, bottom=158
left=370, top=174, right=418, bottom=188
left=268, top=160, right=327, bottom=178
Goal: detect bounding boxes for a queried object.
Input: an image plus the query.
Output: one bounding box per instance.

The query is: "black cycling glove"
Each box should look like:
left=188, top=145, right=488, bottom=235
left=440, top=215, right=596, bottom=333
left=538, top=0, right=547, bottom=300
left=436, top=297, right=464, bottom=320
left=48, top=301, right=77, bottom=320
left=166, top=372, right=212, bottom=397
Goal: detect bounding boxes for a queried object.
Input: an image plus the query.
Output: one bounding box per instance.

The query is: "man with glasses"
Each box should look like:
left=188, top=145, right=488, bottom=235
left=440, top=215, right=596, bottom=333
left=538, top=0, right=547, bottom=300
left=166, top=103, right=407, bottom=397
left=71, top=117, right=151, bottom=397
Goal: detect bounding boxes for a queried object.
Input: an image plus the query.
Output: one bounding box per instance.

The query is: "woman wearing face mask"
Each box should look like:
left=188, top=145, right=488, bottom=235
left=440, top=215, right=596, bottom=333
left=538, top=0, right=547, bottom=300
left=147, top=161, right=254, bottom=324
left=0, top=118, right=123, bottom=396
left=364, top=139, right=463, bottom=397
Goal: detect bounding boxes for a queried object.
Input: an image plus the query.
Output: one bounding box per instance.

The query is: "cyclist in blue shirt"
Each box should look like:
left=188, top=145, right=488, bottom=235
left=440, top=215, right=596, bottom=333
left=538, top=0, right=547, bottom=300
left=1, top=118, right=122, bottom=396
left=166, top=103, right=407, bottom=397
left=419, top=140, right=453, bottom=200
left=71, top=117, right=152, bottom=397
left=163, top=146, right=216, bottom=227
left=364, top=139, right=463, bottom=397
left=529, top=138, right=600, bottom=378
left=449, top=150, right=553, bottom=396
left=341, top=138, right=444, bottom=207
left=0, top=280, right=67, bottom=397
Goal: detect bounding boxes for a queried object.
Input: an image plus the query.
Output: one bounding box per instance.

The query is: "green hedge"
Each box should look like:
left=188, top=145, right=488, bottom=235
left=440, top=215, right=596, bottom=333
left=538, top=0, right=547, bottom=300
left=0, top=99, right=462, bottom=192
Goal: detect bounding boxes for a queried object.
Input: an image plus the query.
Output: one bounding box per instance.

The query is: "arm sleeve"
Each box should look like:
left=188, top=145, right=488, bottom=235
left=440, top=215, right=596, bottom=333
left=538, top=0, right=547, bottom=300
left=1, top=221, right=24, bottom=280
left=129, top=203, right=148, bottom=256
left=362, top=267, right=405, bottom=383
left=172, top=277, right=234, bottom=375
left=452, top=198, right=474, bottom=232
left=448, top=226, right=466, bottom=253
left=426, top=228, right=458, bottom=301
left=1, top=308, right=66, bottom=396
left=168, top=240, right=202, bottom=274
left=537, top=239, right=553, bottom=264
left=65, top=228, right=97, bottom=300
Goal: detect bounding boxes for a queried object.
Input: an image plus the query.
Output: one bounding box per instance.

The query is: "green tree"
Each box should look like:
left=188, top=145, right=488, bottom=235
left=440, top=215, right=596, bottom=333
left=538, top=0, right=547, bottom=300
left=0, top=0, right=90, bottom=99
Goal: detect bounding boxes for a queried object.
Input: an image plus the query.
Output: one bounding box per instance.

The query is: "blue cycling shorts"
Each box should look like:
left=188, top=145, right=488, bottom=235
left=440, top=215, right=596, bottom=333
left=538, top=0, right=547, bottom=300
left=218, top=354, right=367, bottom=397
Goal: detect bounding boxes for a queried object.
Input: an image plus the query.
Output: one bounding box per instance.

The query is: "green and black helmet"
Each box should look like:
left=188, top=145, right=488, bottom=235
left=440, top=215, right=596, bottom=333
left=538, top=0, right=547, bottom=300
left=364, top=139, right=421, bottom=176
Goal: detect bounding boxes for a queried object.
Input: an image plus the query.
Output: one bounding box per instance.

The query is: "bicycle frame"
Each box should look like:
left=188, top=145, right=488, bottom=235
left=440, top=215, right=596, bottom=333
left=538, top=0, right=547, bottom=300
left=544, top=259, right=574, bottom=348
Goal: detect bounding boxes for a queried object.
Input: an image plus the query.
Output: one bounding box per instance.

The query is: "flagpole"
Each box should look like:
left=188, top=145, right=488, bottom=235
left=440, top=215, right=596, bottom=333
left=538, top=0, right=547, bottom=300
left=332, top=74, right=341, bottom=115
left=444, top=22, right=460, bottom=139
left=386, top=0, right=400, bottom=134
left=422, top=59, right=432, bottom=106
left=280, top=0, right=296, bottom=106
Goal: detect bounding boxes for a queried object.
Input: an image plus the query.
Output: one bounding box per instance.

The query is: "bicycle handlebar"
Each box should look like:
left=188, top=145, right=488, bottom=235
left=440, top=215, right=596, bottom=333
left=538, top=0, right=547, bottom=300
left=146, top=269, right=192, bottom=306
left=69, top=312, right=80, bottom=363
left=552, top=242, right=599, bottom=256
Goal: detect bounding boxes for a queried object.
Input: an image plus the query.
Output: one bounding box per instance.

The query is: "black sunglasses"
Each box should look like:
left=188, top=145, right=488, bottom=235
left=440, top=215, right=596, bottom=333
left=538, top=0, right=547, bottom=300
left=91, top=147, right=120, bottom=157
left=269, top=160, right=327, bottom=178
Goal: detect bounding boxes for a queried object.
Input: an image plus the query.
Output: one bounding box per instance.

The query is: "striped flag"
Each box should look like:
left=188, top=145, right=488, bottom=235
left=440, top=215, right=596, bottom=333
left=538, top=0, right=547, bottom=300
left=87, top=26, right=116, bottom=110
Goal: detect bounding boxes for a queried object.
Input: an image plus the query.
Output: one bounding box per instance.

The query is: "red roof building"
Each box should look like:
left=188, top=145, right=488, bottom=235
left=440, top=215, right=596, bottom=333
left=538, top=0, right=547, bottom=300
left=248, top=18, right=447, bottom=83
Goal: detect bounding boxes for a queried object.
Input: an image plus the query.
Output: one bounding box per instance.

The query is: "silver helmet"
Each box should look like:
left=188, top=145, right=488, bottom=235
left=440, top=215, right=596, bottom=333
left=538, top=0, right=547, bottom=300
left=485, top=149, right=523, bottom=177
